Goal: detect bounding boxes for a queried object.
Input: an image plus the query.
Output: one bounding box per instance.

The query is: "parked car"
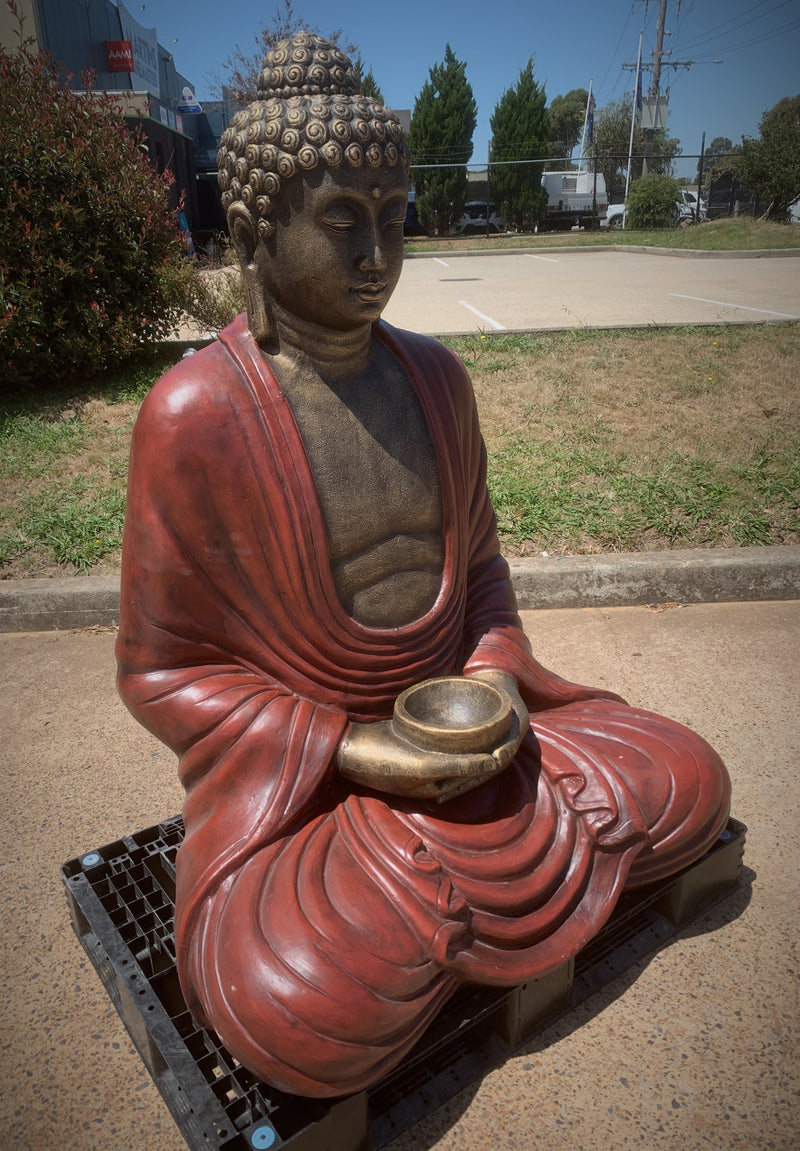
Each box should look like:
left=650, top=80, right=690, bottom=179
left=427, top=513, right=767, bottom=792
left=454, top=201, right=505, bottom=235
left=603, top=190, right=708, bottom=229
left=677, top=189, right=708, bottom=221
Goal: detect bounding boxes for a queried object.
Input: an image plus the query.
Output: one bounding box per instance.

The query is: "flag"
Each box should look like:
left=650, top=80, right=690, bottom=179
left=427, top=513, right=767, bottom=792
left=586, top=94, right=595, bottom=143
left=635, top=64, right=643, bottom=117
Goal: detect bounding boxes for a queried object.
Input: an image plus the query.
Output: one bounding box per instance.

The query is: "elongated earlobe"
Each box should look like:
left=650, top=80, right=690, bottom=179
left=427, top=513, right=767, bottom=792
left=226, top=203, right=276, bottom=346
left=241, top=266, right=275, bottom=345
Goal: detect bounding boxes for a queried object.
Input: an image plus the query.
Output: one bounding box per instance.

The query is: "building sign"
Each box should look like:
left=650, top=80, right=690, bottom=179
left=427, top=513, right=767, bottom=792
left=117, top=2, right=160, bottom=98
left=105, top=41, right=134, bottom=72
left=177, top=87, right=202, bottom=115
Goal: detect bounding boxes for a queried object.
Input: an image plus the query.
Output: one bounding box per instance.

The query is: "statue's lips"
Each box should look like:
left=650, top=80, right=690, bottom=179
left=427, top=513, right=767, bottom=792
left=351, top=283, right=387, bottom=301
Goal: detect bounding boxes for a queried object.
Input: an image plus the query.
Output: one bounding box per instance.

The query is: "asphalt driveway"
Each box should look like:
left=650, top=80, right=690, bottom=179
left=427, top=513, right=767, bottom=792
left=382, top=248, right=800, bottom=334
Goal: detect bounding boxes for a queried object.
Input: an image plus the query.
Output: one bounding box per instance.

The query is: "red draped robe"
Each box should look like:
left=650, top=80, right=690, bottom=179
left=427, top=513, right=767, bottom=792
left=117, top=314, right=730, bottom=1097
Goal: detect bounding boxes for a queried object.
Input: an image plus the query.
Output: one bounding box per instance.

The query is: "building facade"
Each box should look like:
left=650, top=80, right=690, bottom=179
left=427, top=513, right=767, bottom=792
left=2, top=0, right=205, bottom=231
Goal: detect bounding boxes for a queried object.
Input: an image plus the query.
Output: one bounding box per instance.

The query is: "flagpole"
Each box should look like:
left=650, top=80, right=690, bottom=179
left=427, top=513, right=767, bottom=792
left=623, top=33, right=643, bottom=227
left=579, top=79, right=593, bottom=167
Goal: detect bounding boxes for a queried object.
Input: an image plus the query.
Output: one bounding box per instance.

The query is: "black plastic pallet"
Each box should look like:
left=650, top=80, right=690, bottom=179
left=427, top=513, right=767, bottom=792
left=62, top=816, right=746, bottom=1151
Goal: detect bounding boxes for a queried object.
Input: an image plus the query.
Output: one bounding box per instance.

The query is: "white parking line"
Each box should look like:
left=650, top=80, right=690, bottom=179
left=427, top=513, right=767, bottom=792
left=458, top=301, right=506, bottom=330
left=526, top=254, right=559, bottom=263
left=433, top=257, right=449, bottom=267
left=669, top=293, right=799, bottom=320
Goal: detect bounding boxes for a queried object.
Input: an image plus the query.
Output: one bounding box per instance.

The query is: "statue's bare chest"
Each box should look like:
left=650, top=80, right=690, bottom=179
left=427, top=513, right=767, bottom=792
left=272, top=345, right=444, bottom=626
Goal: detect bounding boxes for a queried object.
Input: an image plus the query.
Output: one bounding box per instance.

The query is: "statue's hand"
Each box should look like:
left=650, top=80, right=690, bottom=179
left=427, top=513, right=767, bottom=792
left=467, top=668, right=530, bottom=771
left=337, top=719, right=500, bottom=803
left=337, top=670, right=529, bottom=804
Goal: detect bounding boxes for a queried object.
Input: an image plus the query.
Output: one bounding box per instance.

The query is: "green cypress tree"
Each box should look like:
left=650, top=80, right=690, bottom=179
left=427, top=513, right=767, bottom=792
left=352, top=55, right=384, bottom=104
left=489, top=59, right=549, bottom=230
left=408, top=45, right=477, bottom=236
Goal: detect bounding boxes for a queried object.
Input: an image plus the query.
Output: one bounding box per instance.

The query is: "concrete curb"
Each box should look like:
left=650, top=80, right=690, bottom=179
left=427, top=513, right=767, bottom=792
left=0, top=575, right=124, bottom=632
left=404, top=244, right=800, bottom=261
left=508, top=545, right=800, bottom=610
left=404, top=245, right=617, bottom=259
left=1, top=546, right=797, bottom=632
left=618, top=245, right=800, bottom=260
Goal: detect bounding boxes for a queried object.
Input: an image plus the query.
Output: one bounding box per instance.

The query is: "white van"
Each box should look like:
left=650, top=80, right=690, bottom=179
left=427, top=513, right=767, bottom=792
left=540, top=170, right=608, bottom=231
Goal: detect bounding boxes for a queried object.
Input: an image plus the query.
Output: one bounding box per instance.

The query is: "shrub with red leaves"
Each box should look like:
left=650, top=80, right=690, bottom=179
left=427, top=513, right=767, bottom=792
left=0, top=6, right=196, bottom=389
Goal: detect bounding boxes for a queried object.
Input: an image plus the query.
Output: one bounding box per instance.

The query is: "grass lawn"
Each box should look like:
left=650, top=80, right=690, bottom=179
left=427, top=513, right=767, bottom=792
left=462, top=324, right=799, bottom=556
left=2, top=322, right=798, bottom=577
left=405, top=216, right=800, bottom=254
left=0, top=347, right=183, bottom=577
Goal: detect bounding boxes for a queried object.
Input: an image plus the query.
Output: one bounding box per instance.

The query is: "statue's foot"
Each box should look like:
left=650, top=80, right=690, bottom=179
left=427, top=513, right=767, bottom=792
left=529, top=698, right=731, bottom=889
left=598, top=703, right=731, bottom=887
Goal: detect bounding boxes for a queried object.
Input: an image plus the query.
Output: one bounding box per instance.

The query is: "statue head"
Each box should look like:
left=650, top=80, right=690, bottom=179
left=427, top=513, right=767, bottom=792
left=218, top=33, right=411, bottom=342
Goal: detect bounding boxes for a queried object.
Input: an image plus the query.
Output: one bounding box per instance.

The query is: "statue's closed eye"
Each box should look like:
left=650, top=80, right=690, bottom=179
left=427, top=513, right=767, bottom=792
left=322, top=208, right=358, bottom=231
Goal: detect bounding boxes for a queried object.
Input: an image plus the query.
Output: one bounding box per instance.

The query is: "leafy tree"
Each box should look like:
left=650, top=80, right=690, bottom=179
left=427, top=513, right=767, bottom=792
left=705, top=136, right=733, bottom=166
left=408, top=44, right=477, bottom=236
left=625, top=172, right=681, bottom=229
left=697, top=136, right=733, bottom=184
left=547, top=88, right=588, bottom=162
left=0, top=31, right=204, bottom=390
left=216, top=0, right=358, bottom=105
left=588, top=93, right=680, bottom=202
left=735, top=95, right=800, bottom=221
left=489, top=59, right=549, bottom=229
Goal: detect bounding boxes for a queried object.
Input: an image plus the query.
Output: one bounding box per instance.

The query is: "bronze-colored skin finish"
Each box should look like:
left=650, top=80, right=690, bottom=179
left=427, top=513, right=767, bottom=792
left=229, top=164, right=529, bottom=801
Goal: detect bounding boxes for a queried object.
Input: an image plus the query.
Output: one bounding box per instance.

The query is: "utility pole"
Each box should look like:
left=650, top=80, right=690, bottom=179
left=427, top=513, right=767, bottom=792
left=650, top=0, right=667, bottom=100
left=625, top=0, right=693, bottom=175
left=642, top=0, right=667, bottom=174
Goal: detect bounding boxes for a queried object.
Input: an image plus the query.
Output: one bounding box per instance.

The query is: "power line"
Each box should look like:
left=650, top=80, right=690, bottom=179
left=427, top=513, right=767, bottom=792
left=596, top=2, right=637, bottom=101
left=674, top=0, right=791, bottom=52
left=687, top=16, right=800, bottom=61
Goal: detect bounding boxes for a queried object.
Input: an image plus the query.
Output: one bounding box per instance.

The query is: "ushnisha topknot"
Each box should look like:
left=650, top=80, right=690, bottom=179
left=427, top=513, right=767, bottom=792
left=256, top=31, right=358, bottom=97
left=217, top=31, right=410, bottom=238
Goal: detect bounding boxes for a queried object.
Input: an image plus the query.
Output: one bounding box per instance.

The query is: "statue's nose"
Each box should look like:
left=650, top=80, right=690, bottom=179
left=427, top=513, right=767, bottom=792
left=358, top=227, right=387, bottom=274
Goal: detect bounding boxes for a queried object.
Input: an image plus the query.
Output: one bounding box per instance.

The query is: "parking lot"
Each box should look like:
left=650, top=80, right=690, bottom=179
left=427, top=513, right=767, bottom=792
left=382, top=248, right=800, bottom=334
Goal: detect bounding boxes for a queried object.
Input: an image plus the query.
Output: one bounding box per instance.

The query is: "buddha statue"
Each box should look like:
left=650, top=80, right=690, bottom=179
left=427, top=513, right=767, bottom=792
left=116, top=32, right=731, bottom=1099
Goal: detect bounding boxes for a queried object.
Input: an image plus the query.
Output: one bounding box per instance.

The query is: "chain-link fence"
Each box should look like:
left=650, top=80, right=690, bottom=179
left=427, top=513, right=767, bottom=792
left=589, top=153, right=768, bottom=218
left=408, top=151, right=763, bottom=235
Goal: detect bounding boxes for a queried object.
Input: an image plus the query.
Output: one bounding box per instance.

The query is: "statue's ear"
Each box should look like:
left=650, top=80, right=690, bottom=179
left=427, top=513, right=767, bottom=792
left=227, top=202, right=257, bottom=268
left=226, top=202, right=275, bottom=345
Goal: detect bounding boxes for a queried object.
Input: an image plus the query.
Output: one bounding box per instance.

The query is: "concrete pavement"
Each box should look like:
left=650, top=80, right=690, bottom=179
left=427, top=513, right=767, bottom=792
left=1, top=600, right=798, bottom=1151
left=383, top=245, right=800, bottom=334
left=182, top=243, right=800, bottom=344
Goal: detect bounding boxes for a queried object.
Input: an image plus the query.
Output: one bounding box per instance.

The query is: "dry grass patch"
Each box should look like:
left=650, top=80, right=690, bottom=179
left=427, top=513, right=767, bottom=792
left=2, top=325, right=798, bottom=576
left=445, top=324, right=799, bottom=555
left=468, top=326, right=797, bottom=459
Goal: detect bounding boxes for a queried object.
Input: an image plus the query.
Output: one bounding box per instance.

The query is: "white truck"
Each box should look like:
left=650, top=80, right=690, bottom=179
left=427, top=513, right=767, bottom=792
left=540, top=170, right=608, bottom=231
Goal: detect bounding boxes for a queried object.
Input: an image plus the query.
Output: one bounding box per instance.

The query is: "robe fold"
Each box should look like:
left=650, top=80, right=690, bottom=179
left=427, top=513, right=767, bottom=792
left=117, top=314, right=730, bottom=1097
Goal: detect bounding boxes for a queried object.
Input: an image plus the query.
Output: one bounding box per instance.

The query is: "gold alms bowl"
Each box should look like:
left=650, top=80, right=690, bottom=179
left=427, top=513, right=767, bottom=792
left=393, top=676, right=512, bottom=754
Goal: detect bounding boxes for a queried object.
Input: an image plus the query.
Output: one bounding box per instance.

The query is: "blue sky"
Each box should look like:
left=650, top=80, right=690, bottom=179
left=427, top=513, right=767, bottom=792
left=139, top=0, right=799, bottom=157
